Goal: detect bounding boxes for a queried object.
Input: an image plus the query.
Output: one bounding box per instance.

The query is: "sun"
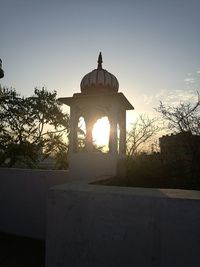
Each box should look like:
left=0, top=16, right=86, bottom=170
left=92, top=117, right=110, bottom=149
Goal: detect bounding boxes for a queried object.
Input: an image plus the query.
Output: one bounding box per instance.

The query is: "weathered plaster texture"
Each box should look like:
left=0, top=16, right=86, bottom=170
left=46, top=183, right=200, bottom=267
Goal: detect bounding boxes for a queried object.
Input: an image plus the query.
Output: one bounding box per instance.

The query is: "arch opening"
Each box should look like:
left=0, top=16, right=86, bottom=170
left=92, top=116, right=110, bottom=153
left=77, top=116, right=86, bottom=151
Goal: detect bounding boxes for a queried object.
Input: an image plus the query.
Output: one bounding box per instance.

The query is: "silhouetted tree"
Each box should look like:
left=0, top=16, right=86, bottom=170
left=0, top=86, right=69, bottom=168
left=156, top=92, right=200, bottom=134
left=126, top=114, right=160, bottom=157
left=156, top=92, right=200, bottom=181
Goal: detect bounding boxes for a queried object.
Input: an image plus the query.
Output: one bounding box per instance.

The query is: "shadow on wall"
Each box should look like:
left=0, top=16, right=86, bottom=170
left=0, top=168, right=69, bottom=239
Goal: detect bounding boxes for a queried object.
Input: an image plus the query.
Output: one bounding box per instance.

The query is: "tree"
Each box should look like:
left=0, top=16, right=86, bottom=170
left=0, top=86, right=69, bottom=168
left=155, top=92, right=200, bottom=181
left=126, top=114, right=160, bottom=157
left=155, top=92, right=200, bottom=134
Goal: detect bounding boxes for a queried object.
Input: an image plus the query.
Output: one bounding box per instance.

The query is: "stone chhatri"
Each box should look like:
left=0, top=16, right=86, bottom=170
left=59, top=53, right=134, bottom=180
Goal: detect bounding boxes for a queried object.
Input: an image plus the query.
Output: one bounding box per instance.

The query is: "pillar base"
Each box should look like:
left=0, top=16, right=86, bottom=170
left=68, top=152, right=119, bottom=181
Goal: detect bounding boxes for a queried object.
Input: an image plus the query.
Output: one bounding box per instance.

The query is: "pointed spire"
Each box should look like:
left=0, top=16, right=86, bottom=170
left=97, top=52, right=103, bottom=69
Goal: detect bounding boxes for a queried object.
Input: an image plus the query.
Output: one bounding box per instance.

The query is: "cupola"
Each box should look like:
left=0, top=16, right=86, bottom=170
left=80, top=53, right=119, bottom=94
left=58, top=53, right=134, bottom=180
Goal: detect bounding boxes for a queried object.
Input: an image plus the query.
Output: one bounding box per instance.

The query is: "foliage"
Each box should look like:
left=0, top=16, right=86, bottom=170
left=155, top=92, right=200, bottom=134
left=0, top=86, right=69, bottom=168
left=126, top=114, right=160, bottom=157
left=156, top=92, right=200, bottom=180
left=96, top=153, right=200, bottom=190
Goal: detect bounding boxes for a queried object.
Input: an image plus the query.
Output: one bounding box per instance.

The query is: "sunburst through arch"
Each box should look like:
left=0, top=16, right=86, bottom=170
left=92, top=116, right=110, bottom=152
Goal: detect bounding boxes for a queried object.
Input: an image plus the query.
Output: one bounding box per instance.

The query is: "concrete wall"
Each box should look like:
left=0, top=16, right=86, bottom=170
left=0, top=168, right=70, bottom=239
left=46, top=182, right=200, bottom=267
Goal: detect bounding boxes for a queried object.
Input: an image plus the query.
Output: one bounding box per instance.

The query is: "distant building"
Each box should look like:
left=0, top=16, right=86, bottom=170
left=159, top=132, right=200, bottom=175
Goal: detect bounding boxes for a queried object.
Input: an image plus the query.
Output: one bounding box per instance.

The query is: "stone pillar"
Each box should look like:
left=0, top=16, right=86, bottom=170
left=109, top=106, right=118, bottom=155
left=85, top=116, right=94, bottom=152
left=69, top=105, right=78, bottom=153
left=119, top=110, right=126, bottom=156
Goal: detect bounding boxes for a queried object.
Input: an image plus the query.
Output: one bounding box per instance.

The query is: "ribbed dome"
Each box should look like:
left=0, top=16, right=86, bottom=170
left=80, top=53, right=119, bottom=94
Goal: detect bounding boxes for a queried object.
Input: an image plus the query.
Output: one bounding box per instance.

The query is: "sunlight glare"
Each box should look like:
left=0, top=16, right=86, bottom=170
left=92, top=117, right=110, bottom=147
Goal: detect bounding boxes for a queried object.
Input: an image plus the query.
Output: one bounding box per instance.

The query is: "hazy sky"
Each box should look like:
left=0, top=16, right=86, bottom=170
left=1, top=0, right=200, bottom=123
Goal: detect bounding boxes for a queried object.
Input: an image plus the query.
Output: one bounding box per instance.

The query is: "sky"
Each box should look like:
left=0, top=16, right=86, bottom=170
left=1, top=0, right=200, bottom=125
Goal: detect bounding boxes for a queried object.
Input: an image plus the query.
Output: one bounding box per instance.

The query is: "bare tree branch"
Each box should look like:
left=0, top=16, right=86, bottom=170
left=126, top=114, right=160, bottom=157
left=155, top=91, right=200, bottom=134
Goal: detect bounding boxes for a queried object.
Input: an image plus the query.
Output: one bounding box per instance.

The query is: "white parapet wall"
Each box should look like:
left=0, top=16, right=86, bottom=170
left=46, top=182, right=200, bottom=267
left=0, top=168, right=70, bottom=239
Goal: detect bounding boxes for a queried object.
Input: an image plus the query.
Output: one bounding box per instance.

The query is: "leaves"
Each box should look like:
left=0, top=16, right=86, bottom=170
left=0, top=86, right=69, bottom=168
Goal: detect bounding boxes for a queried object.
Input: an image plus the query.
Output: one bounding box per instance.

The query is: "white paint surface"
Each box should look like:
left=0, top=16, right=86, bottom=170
left=46, top=182, right=200, bottom=267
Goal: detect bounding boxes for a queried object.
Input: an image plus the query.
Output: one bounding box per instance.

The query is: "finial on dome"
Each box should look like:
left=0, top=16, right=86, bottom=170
left=97, top=52, right=103, bottom=69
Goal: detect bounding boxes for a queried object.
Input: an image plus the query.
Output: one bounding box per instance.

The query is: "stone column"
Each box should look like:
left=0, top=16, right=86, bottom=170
left=109, top=105, right=118, bottom=155
left=69, top=105, right=78, bottom=153
left=85, top=115, right=94, bottom=152
left=119, top=110, right=126, bottom=156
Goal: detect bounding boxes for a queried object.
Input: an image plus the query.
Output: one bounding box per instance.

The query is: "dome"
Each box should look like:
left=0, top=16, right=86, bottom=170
left=80, top=53, right=119, bottom=94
